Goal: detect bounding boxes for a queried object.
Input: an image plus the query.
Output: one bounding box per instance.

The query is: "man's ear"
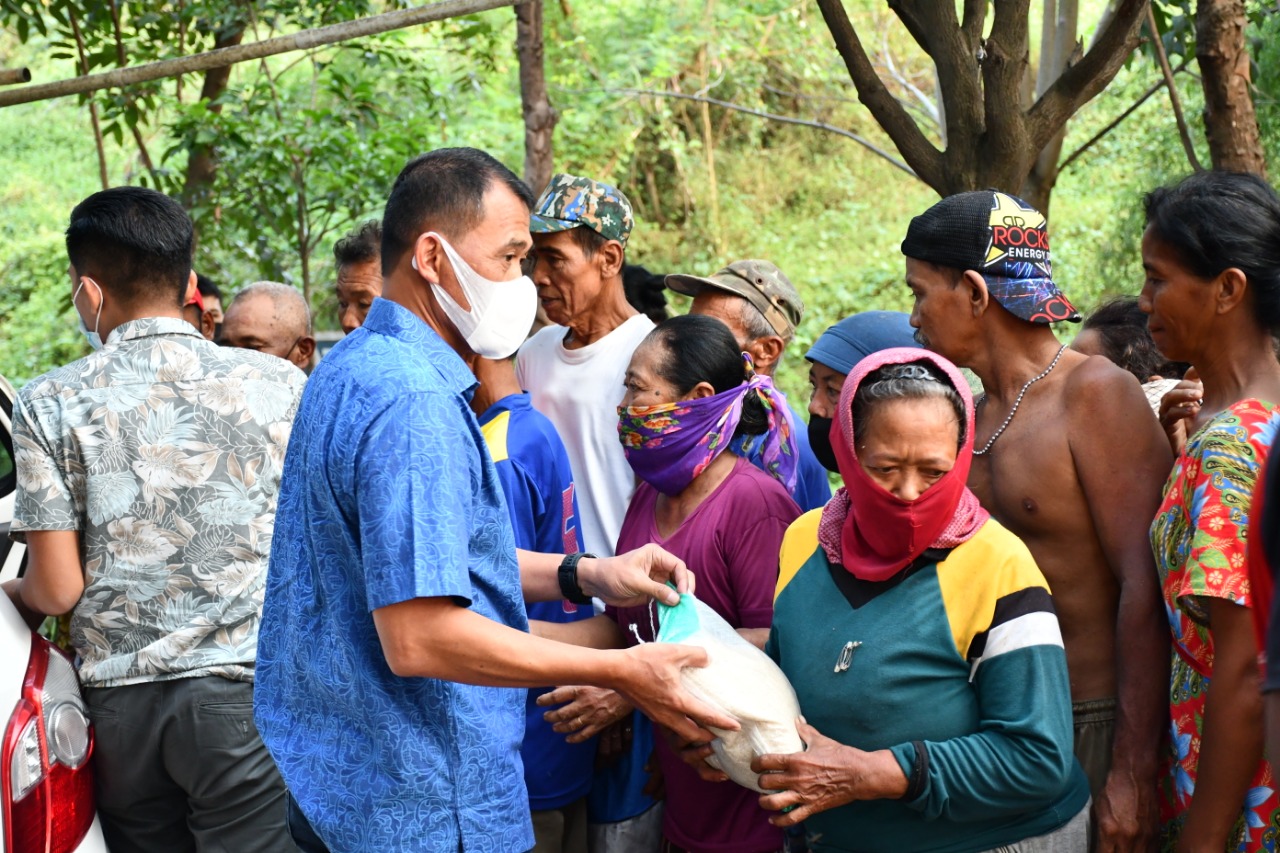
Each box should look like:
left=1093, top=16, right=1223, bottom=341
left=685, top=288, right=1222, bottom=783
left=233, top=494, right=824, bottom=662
left=183, top=270, right=199, bottom=308
left=294, top=336, right=317, bottom=370
left=416, top=234, right=470, bottom=311
left=1214, top=267, right=1249, bottom=315
left=746, top=335, right=784, bottom=374
left=960, top=269, right=990, bottom=317
left=596, top=240, right=625, bottom=279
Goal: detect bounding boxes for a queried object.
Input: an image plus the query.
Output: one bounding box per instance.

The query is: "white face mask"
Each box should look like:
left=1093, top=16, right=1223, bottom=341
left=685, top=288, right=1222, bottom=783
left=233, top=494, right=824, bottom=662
left=415, top=232, right=537, bottom=359
left=72, top=278, right=104, bottom=350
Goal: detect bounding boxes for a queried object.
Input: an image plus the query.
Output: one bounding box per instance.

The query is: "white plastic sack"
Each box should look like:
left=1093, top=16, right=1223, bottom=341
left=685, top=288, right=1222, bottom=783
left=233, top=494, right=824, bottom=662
left=653, top=593, right=804, bottom=793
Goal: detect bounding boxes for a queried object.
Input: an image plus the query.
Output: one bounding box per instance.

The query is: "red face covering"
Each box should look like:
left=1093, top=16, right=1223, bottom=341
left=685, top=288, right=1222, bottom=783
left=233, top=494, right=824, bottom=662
left=816, top=347, right=989, bottom=581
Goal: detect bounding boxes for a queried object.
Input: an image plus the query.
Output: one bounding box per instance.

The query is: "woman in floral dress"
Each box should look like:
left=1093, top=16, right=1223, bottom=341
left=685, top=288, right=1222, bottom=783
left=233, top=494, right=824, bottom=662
left=1142, top=171, right=1280, bottom=852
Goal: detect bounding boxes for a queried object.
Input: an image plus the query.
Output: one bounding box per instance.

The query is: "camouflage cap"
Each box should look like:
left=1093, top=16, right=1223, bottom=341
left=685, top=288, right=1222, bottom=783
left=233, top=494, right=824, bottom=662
left=666, top=259, right=803, bottom=338
left=530, top=173, right=634, bottom=247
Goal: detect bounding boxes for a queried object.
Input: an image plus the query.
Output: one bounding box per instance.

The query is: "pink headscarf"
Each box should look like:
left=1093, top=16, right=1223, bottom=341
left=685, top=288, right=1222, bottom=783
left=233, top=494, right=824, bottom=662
left=817, top=347, right=989, bottom=581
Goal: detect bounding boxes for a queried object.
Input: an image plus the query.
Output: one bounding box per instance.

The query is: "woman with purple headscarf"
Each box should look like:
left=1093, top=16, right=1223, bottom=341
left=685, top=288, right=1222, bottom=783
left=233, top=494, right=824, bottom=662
left=544, top=313, right=800, bottom=853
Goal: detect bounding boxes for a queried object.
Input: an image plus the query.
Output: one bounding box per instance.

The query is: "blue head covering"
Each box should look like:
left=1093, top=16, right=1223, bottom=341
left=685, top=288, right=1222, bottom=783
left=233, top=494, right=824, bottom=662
left=805, top=311, right=921, bottom=375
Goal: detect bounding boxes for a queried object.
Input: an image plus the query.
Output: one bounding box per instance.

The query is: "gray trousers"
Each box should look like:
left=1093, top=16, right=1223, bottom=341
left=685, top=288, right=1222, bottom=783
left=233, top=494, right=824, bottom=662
left=83, top=676, right=295, bottom=853
left=982, top=799, right=1092, bottom=853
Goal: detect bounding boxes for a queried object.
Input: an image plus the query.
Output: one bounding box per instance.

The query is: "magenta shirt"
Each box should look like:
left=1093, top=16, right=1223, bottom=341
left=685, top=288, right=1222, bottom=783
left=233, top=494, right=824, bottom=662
left=611, top=457, right=801, bottom=853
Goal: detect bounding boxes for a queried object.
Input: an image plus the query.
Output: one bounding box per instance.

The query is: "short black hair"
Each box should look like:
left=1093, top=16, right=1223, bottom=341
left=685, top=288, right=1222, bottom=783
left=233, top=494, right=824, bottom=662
left=1081, top=296, right=1189, bottom=381
left=66, top=186, right=193, bottom=306
left=1144, top=171, right=1280, bottom=332
left=381, top=148, right=534, bottom=276
left=334, top=220, right=382, bottom=268
left=644, top=313, right=767, bottom=438
left=196, top=274, right=221, bottom=301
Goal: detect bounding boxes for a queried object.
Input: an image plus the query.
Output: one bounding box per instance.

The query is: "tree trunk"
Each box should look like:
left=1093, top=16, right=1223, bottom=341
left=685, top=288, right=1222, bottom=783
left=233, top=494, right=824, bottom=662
left=1022, top=0, right=1079, bottom=214
left=515, top=0, right=556, bottom=194
left=180, top=21, right=247, bottom=214
left=1195, top=0, right=1266, bottom=176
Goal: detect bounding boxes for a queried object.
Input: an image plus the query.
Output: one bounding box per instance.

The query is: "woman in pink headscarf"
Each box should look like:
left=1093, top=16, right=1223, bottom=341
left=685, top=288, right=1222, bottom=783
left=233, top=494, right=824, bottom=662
left=755, top=348, right=1090, bottom=853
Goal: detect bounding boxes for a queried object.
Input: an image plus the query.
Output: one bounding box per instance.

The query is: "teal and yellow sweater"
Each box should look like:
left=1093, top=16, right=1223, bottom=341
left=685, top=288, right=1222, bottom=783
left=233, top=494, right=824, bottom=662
left=768, top=511, right=1089, bottom=853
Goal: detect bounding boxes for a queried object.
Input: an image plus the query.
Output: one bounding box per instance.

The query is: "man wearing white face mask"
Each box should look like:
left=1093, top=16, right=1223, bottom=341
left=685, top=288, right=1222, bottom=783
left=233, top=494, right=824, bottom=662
left=5, top=186, right=306, bottom=852
left=253, top=147, right=735, bottom=853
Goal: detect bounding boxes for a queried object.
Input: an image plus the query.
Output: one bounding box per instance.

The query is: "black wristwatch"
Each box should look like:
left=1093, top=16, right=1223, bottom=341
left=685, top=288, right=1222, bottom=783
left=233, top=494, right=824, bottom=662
left=558, top=552, right=596, bottom=605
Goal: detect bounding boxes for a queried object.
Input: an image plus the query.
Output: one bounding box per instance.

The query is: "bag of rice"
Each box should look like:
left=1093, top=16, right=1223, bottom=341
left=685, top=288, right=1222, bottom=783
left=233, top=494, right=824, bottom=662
left=655, top=592, right=804, bottom=793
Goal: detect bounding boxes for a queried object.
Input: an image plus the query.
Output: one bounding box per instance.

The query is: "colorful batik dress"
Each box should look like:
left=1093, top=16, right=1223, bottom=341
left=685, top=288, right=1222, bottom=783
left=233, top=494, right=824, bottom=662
left=1151, top=399, right=1280, bottom=852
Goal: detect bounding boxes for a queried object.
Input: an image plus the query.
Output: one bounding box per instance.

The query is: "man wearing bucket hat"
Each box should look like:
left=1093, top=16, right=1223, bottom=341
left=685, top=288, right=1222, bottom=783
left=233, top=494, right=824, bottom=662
left=667, top=259, right=831, bottom=512
left=902, top=190, right=1171, bottom=853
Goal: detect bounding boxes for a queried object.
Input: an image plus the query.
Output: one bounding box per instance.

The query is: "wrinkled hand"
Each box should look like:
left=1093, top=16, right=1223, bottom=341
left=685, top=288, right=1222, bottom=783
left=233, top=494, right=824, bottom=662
left=1158, top=368, right=1202, bottom=457
left=1094, top=769, right=1158, bottom=853
left=578, top=544, right=694, bottom=608
left=754, top=718, right=906, bottom=827
left=614, top=642, right=737, bottom=747
left=538, top=685, right=634, bottom=744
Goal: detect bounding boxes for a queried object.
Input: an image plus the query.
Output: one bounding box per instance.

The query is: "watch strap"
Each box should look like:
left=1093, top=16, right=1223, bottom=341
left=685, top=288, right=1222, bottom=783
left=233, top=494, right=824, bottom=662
left=558, top=552, right=595, bottom=605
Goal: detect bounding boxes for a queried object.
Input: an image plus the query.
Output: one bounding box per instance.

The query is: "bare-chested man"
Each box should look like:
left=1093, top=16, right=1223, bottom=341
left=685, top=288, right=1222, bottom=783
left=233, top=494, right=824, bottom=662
left=901, top=190, right=1171, bottom=853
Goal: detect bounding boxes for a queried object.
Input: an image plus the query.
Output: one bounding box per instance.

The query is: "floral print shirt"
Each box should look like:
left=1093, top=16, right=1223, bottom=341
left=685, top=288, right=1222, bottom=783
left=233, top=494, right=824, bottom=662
left=1151, top=398, right=1280, bottom=850
left=12, top=318, right=305, bottom=688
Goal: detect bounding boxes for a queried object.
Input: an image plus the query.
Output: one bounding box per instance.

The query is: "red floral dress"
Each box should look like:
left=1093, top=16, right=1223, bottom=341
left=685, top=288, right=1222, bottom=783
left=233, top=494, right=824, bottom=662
left=1151, top=399, right=1280, bottom=851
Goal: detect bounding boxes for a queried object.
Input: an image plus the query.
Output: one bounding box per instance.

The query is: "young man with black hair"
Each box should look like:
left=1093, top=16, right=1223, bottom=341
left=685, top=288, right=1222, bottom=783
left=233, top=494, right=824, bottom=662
left=254, top=148, right=732, bottom=853
left=332, top=219, right=383, bottom=334
left=195, top=272, right=224, bottom=340
left=3, top=186, right=306, bottom=852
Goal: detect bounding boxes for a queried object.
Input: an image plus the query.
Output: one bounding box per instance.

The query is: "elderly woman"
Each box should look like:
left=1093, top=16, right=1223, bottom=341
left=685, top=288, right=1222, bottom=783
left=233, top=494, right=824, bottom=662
left=805, top=310, right=920, bottom=472
left=755, top=348, right=1090, bottom=852
left=1140, top=171, right=1280, bottom=851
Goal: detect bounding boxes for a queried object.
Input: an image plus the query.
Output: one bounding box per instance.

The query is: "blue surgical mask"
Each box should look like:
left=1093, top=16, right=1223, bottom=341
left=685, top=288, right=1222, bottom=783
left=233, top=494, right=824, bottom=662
left=73, top=279, right=103, bottom=350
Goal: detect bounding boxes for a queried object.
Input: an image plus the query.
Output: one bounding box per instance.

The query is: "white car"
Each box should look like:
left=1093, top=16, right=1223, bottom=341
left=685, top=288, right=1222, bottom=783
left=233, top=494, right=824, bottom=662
left=0, top=376, right=107, bottom=852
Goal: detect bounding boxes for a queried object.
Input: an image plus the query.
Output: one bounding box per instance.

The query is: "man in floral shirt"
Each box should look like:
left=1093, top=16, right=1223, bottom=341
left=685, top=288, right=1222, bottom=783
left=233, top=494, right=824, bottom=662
left=4, top=186, right=306, bottom=852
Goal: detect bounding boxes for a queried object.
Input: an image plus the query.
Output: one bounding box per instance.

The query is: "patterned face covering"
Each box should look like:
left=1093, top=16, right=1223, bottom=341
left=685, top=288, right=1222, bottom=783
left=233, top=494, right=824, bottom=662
left=617, top=364, right=797, bottom=497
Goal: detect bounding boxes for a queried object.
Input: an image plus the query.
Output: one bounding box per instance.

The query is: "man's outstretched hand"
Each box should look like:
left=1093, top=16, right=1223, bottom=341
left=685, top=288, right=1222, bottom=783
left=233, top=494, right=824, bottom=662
left=612, top=641, right=737, bottom=748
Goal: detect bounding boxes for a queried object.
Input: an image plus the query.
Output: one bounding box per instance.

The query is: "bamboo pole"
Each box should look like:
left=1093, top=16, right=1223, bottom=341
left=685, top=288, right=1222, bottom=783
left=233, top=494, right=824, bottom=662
left=0, top=68, right=31, bottom=86
left=0, top=0, right=518, bottom=109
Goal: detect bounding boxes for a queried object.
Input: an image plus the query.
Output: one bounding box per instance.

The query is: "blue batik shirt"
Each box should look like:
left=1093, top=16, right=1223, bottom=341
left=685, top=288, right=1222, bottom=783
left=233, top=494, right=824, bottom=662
left=478, top=393, right=595, bottom=811
left=254, top=298, right=532, bottom=853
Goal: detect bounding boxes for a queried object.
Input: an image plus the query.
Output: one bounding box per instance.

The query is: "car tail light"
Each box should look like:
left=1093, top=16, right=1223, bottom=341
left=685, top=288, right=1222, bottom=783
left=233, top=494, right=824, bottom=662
left=3, top=636, right=95, bottom=853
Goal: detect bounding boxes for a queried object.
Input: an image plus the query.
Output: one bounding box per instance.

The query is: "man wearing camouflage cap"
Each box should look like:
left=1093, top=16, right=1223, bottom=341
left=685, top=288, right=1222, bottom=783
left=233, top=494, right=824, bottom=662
left=667, top=260, right=830, bottom=512
left=902, top=189, right=1170, bottom=853
left=516, top=174, right=663, bottom=852
left=517, top=174, right=652, bottom=557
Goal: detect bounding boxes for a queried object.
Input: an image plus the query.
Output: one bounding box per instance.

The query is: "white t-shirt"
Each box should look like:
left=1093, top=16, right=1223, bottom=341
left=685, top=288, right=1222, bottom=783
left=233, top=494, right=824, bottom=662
left=516, top=314, right=655, bottom=556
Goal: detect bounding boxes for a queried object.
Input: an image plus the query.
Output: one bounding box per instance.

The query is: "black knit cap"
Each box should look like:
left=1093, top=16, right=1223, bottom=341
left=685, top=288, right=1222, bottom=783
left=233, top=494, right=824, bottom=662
left=901, top=190, right=1080, bottom=324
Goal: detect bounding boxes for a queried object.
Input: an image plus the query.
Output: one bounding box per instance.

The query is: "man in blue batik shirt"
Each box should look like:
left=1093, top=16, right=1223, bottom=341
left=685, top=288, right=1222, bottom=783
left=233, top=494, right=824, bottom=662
left=254, top=147, right=734, bottom=853
left=469, top=353, right=596, bottom=853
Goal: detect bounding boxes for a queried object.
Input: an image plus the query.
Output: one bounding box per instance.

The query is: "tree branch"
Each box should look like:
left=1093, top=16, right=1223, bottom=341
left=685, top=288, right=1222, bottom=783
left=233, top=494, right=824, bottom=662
left=1147, top=3, right=1203, bottom=171
left=605, top=87, right=921, bottom=180
left=1059, top=58, right=1189, bottom=173
left=815, top=0, right=942, bottom=189
left=68, top=7, right=109, bottom=190
left=0, top=0, right=521, bottom=109
left=1026, top=0, right=1147, bottom=151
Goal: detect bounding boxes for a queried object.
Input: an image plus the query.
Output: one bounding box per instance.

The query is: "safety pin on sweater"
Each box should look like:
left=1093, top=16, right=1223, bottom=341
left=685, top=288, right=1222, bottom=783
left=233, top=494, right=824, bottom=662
left=834, top=641, right=862, bottom=673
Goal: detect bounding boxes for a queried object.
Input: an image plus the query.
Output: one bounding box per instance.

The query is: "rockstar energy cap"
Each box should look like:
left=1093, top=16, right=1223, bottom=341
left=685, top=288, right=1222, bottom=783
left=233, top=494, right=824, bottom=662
left=900, top=190, right=1080, bottom=324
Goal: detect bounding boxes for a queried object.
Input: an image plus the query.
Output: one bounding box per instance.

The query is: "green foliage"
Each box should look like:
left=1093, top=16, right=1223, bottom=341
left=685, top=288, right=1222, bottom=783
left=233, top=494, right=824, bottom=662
left=0, top=0, right=1268, bottom=405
